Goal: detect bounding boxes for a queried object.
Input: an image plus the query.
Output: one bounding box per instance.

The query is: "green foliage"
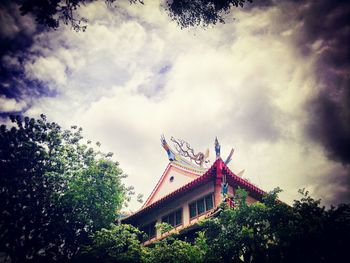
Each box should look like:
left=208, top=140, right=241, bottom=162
left=142, top=235, right=204, bottom=263
left=0, top=115, right=128, bottom=262
left=199, top=188, right=350, bottom=263
left=155, top=222, right=173, bottom=235
left=166, top=0, right=253, bottom=28
left=14, top=0, right=253, bottom=31
left=137, top=193, right=144, bottom=203
left=78, top=224, right=144, bottom=263
left=61, top=185, right=350, bottom=263
left=57, top=159, right=125, bottom=232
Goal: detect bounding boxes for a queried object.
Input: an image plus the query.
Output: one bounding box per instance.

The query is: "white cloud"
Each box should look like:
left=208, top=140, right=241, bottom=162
left=0, top=95, right=26, bottom=112
left=25, top=56, right=67, bottom=87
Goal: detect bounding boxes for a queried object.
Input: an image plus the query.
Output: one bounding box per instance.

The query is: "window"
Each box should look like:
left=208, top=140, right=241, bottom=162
left=197, top=198, right=205, bottom=214
left=189, top=193, right=214, bottom=219
left=140, top=221, right=156, bottom=241
left=162, top=208, right=183, bottom=227
left=205, top=194, right=214, bottom=210
left=169, top=214, right=175, bottom=226
left=189, top=203, right=197, bottom=218
left=175, top=210, right=182, bottom=226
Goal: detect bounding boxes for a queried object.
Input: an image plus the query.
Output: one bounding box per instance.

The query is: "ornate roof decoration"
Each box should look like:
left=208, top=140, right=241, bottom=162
left=161, top=135, right=210, bottom=168
left=171, top=137, right=209, bottom=167
left=224, top=148, right=234, bottom=165
left=215, top=137, right=221, bottom=159
left=214, top=137, right=234, bottom=165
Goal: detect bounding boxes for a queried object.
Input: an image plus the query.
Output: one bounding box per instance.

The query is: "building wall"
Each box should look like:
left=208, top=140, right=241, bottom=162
left=228, top=184, right=235, bottom=196
left=149, top=165, right=200, bottom=205
left=136, top=181, right=215, bottom=240
left=246, top=195, right=258, bottom=204
left=135, top=181, right=260, bottom=242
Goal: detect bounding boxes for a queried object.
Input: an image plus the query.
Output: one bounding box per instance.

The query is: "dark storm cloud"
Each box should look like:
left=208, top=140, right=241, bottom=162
left=0, top=0, right=52, bottom=114
left=228, top=0, right=349, bottom=164
left=292, top=0, right=350, bottom=165
left=245, top=0, right=350, bottom=165
left=314, top=165, right=350, bottom=205
left=307, top=87, right=350, bottom=165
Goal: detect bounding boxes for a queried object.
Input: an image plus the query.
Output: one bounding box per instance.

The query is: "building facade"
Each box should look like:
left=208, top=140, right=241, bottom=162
left=122, top=137, right=266, bottom=244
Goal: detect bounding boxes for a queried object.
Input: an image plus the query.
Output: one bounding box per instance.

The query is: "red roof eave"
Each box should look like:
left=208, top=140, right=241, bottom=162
left=223, top=165, right=266, bottom=199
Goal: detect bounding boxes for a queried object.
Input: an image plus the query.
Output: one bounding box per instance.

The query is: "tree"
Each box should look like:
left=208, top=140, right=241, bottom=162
left=13, top=0, right=252, bottom=31
left=142, top=234, right=204, bottom=263
left=166, top=0, right=253, bottom=28
left=77, top=224, right=144, bottom=263
left=0, top=115, right=129, bottom=262
left=59, top=186, right=349, bottom=263
left=16, top=0, right=140, bottom=32
left=199, top=188, right=350, bottom=263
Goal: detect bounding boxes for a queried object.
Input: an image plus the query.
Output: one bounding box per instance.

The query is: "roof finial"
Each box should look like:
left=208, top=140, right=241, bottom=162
left=161, top=135, right=175, bottom=161
left=215, top=137, right=234, bottom=164
left=215, top=137, right=221, bottom=159
left=224, top=148, right=234, bottom=165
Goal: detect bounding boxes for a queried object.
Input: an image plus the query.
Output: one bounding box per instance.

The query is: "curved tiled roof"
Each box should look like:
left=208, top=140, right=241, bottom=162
left=223, top=165, right=266, bottom=199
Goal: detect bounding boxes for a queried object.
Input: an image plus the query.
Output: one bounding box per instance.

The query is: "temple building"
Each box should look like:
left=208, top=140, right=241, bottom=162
left=122, top=136, right=266, bottom=244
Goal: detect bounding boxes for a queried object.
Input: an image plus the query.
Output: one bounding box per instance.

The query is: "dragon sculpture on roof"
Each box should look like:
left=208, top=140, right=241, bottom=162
left=161, top=135, right=209, bottom=167
left=161, top=135, right=235, bottom=168
left=170, top=136, right=210, bottom=167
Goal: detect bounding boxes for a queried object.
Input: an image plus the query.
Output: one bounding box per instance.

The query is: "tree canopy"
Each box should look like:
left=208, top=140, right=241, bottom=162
left=13, top=0, right=253, bottom=31
left=195, top=188, right=350, bottom=263
left=0, top=115, right=130, bottom=262
left=75, top=188, right=350, bottom=263
left=166, top=0, right=253, bottom=28
left=77, top=224, right=144, bottom=263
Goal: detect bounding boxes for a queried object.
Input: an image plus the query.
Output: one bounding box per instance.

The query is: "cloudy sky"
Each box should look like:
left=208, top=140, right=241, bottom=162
left=1, top=0, right=349, bottom=211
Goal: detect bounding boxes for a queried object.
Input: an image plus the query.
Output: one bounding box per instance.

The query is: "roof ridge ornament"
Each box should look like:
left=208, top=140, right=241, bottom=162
left=215, top=137, right=220, bottom=159
left=161, top=135, right=210, bottom=168
left=214, top=137, right=234, bottom=165
left=161, top=135, right=176, bottom=161
left=225, top=148, right=234, bottom=165
left=171, top=136, right=210, bottom=167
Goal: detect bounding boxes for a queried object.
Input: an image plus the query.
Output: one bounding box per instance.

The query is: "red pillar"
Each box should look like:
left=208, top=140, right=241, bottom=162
left=214, top=159, right=223, bottom=207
